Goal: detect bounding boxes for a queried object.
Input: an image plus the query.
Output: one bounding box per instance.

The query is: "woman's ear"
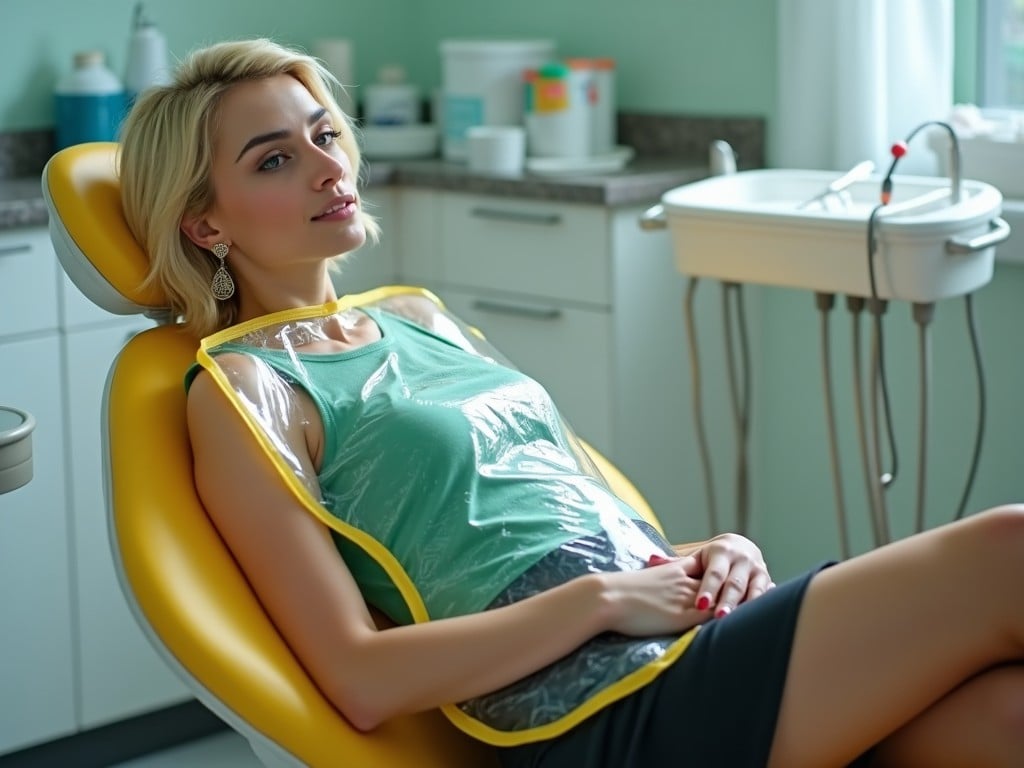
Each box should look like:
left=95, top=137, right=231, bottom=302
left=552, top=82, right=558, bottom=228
left=180, top=213, right=225, bottom=251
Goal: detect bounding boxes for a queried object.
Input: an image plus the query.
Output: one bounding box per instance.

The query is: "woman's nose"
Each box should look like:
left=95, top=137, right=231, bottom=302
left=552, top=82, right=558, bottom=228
left=314, top=147, right=347, bottom=189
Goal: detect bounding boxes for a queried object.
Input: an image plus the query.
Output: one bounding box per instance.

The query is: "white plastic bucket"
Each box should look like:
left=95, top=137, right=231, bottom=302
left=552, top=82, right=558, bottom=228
left=440, top=39, right=555, bottom=161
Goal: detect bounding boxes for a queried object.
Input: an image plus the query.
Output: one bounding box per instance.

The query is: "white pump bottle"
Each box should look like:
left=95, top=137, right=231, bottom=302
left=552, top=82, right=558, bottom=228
left=124, top=2, right=169, bottom=103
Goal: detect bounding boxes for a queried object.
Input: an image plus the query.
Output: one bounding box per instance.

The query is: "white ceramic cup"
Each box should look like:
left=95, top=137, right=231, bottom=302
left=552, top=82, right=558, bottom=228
left=466, top=125, right=526, bottom=175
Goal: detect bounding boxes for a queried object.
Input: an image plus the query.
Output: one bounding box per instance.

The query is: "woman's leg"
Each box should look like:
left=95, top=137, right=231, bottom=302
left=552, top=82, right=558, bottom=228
left=767, top=504, right=1024, bottom=768
left=870, top=662, right=1024, bottom=767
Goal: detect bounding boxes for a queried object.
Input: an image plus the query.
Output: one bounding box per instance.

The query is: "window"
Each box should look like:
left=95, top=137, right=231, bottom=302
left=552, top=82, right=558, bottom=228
left=979, top=0, right=1024, bottom=107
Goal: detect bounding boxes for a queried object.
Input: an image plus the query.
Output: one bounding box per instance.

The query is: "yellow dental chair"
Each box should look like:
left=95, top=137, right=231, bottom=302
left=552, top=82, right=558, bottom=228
left=41, top=142, right=665, bottom=767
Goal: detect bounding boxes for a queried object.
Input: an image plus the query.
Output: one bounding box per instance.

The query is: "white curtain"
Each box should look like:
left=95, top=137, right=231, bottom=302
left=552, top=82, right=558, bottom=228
left=775, top=0, right=954, bottom=174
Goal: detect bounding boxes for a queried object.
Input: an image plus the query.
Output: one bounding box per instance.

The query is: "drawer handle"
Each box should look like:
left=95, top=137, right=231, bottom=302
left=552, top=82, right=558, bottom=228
left=469, top=207, right=562, bottom=226
left=472, top=299, right=563, bottom=321
left=0, top=243, right=33, bottom=257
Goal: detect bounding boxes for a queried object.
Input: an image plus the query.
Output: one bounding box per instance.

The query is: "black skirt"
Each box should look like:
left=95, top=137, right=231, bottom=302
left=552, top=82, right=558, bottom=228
left=497, top=561, right=873, bottom=768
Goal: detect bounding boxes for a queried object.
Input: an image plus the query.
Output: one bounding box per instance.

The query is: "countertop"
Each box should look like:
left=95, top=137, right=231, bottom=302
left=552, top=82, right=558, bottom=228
left=1, top=155, right=706, bottom=231
left=0, top=176, right=49, bottom=231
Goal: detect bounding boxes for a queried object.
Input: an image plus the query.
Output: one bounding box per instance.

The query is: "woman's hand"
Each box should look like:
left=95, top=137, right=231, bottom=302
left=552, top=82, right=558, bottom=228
left=674, top=534, right=774, bottom=619
left=599, top=561, right=708, bottom=637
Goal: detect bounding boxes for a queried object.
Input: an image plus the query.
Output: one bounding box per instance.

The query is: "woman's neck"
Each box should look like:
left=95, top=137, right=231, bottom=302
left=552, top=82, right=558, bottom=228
left=234, top=266, right=339, bottom=323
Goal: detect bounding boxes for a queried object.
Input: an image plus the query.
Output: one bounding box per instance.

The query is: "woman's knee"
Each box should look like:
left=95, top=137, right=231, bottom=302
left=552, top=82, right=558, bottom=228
left=954, top=504, right=1024, bottom=565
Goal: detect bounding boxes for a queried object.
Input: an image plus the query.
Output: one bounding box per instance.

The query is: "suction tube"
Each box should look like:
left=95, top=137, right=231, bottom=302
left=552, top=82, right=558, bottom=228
left=912, top=303, right=935, bottom=534
left=721, top=282, right=752, bottom=536
left=868, top=299, right=893, bottom=545
left=848, top=296, right=885, bottom=548
left=816, top=292, right=850, bottom=559
left=683, top=278, right=719, bottom=534
left=955, top=293, right=987, bottom=520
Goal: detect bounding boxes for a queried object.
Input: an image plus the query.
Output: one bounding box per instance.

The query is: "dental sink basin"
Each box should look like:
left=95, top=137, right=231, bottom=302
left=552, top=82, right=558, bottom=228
left=659, top=169, right=1009, bottom=302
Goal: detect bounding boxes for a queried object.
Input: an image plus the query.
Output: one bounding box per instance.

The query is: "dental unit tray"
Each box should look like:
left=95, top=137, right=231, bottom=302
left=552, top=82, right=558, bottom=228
left=659, top=169, right=1009, bottom=302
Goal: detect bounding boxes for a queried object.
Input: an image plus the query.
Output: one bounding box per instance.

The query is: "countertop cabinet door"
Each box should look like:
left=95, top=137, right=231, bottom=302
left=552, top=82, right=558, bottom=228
left=0, top=334, right=76, bottom=755
left=62, top=305, right=189, bottom=728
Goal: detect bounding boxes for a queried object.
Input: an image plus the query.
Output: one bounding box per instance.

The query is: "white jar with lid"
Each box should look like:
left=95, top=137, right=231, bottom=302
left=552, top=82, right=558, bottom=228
left=54, top=51, right=128, bottom=150
left=440, top=39, right=555, bottom=160
left=364, top=65, right=420, bottom=126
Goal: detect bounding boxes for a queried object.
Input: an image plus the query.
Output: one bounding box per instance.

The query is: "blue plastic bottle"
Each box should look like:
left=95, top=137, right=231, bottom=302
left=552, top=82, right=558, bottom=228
left=54, top=50, right=128, bottom=150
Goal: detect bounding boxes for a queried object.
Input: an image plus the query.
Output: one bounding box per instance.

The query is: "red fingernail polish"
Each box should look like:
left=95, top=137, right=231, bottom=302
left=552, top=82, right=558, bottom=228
left=647, top=554, right=671, bottom=567
left=715, top=606, right=732, bottom=619
left=696, top=595, right=711, bottom=611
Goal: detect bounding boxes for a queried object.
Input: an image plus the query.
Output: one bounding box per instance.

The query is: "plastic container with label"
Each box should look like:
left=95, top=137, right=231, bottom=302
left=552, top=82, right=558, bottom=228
left=54, top=51, right=128, bottom=150
left=525, top=60, right=593, bottom=158
left=440, top=39, right=555, bottom=161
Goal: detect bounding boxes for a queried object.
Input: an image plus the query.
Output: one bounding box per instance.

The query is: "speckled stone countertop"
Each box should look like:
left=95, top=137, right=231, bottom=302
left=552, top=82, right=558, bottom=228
left=0, top=177, right=49, bottom=230
left=366, top=156, right=707, bottom=205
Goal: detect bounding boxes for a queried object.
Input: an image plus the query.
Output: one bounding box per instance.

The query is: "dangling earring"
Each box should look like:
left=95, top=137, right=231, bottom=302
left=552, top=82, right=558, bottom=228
left=210, top=242, right=235, bottom=300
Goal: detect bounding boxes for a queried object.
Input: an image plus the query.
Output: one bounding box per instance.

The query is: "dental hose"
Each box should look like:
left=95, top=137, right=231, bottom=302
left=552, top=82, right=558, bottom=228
left=683, top=277, right=719, bottom=534
left=722, top=282, right=751, bottom=536
left=912, top=303, right=935, bottom=534
left=868, top=299, right=893, bottom=544
left=955, top=293, right=987, bottom=520
left=816, top=292, right=851, bottom=559
left=848, top=296, right=885, bottom=548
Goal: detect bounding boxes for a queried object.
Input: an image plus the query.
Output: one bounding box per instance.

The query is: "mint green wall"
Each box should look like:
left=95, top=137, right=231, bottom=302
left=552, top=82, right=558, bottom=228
left=2, top=0, right=979, bottom=133
left=401, top=0, right=777, bottom=116
left=3, top=0, right=778, bottom=131
left=0, top=0, right=409, bottom=131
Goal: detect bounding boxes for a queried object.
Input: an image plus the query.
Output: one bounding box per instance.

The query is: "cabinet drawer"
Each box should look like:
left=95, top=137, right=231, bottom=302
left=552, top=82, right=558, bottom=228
left=440, top=287, right=612, bottom=453
left=441, top=194, right=610, bottom=306
left=0, top=228, right=59, bottom=338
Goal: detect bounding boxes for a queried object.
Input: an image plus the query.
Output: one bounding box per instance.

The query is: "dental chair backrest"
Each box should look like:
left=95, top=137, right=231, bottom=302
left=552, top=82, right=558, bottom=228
left=40, top=142, right=498, bottom=767
left=42, top=142, right=668, bottom=767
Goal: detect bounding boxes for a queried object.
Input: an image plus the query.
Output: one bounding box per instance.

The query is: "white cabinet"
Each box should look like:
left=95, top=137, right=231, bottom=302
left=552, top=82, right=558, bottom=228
left=60, top=283, right=189, bottom=729
left=0, top=226, right=189, bottom=757
left=390, top=190, right=695, bottom=539
left=0, top=228, right=76, bottom=754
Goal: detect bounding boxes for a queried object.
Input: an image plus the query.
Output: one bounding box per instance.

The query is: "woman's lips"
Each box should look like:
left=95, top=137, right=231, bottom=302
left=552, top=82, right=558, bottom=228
left=312, top=200, right=357, bottom=221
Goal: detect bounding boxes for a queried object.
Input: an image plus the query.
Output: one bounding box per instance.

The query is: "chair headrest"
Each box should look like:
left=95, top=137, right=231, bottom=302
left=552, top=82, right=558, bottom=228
left=42, top=142, right=167, bottom=316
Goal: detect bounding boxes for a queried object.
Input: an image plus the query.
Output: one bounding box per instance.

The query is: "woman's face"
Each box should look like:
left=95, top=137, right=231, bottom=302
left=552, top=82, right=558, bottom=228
left=200, top=74, right=366, bottom=276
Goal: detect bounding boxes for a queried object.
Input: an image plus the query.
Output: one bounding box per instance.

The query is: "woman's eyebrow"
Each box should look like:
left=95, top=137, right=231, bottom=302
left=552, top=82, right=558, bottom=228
left=235, top=107, right=329, bottom=162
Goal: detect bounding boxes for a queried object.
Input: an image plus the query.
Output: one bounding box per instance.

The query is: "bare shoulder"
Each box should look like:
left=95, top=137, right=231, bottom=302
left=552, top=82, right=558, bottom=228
left=378, top=292, right=444, bottom=325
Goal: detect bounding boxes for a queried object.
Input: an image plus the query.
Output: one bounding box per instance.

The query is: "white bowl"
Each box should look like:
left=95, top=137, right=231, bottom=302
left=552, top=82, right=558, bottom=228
left=359, top=124, right=439, bottom=160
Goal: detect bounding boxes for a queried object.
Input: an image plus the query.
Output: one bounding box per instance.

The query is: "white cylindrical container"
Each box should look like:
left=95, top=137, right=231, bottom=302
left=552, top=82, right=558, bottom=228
left=313, top=38, right=355, bottom=116
left=524, top=61, right=591, bottom=158
left=124, top=3, right=170, bottom=102
left=364, top=65, right=420, bottom=126
left=440, top=39, right=555, bottom=161
left=54, top=50, right=128, bottom=150
left=466, top=125, right=526, bottom=175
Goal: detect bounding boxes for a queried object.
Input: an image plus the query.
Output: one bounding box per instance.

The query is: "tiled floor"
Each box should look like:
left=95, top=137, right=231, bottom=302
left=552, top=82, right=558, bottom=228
left=111, top=730, right=263, bottom=767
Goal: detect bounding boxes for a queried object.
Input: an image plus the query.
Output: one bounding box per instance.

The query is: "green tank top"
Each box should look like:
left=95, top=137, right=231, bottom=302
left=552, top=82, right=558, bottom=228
left=212, top=307, right=652, bottom=624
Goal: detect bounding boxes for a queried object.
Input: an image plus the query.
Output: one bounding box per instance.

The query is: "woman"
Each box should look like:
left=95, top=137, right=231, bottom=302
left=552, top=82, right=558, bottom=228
left=118, top=38, right=1024, bottom=767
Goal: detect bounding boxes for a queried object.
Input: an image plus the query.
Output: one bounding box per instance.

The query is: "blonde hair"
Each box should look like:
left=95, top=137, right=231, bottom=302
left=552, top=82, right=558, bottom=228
left=119, top=38, right=378, bottom=338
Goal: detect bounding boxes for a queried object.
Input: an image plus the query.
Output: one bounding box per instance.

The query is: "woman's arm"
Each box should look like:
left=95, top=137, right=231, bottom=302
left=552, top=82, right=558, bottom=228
left=187, top=370, right=705, bottom=732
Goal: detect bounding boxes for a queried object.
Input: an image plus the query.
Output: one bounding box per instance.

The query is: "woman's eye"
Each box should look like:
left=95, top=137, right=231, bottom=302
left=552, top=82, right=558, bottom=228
left=258, top=154, right=286, bottom=171
left=316, top=129, right=342, bottom=146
